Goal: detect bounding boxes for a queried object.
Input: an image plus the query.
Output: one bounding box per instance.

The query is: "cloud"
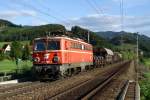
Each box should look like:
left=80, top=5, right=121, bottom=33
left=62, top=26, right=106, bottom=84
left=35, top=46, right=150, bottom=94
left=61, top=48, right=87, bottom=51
left=0, top=10, right=37, bottom=19
left=63, top=14, right=150, bottom=36
left=30, top=19, right=48, bottom=26
left=64, top=14, right=121, bottom=31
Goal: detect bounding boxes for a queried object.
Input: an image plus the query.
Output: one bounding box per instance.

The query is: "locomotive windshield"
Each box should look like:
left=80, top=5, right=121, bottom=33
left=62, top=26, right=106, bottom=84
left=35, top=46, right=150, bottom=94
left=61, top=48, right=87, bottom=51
left=47, top=41, right=60, bottom=50
left=34, top=39, right=60, bottom=51
left=34, top=40, right=46, bottom=51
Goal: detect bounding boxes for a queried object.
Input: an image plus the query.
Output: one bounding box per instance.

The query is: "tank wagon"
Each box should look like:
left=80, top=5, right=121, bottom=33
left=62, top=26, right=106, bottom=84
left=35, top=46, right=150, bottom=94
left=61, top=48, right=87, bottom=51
left=32, top=36, right=93, bottom=79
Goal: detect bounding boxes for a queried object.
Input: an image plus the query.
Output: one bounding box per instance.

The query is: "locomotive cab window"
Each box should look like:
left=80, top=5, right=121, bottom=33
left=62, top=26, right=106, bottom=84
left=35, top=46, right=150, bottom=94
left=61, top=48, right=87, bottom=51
left=34, top=40, right=46, bottom=51
left=47, top=41, right=60, bottom=50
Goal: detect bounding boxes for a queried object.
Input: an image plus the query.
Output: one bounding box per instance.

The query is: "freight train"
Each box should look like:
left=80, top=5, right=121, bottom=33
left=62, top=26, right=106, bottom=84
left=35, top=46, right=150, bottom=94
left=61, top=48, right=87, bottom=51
left=32, top=36, right=121, bottom=79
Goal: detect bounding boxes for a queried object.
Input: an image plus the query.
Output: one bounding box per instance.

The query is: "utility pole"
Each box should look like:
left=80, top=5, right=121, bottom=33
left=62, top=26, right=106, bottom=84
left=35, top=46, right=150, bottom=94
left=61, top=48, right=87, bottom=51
left=120, top=0, right=124, bottom=51
left=46, top=31, right=50, bottom=37
left=136, top=32, right=139, bottom=65
left=88, top=30, right=90, bottom=43
left=136, top=32, right=139, bottom=81
left=49, top=32, right=51, bottom=36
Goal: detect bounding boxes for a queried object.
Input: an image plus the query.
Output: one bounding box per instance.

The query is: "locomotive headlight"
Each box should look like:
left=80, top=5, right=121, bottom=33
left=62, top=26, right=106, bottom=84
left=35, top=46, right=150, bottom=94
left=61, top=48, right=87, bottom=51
left=34, top=57, right=40, bottom=62
left=53, top=56, right=59, bottom=63
left=44, top=53, right=49, bottom=59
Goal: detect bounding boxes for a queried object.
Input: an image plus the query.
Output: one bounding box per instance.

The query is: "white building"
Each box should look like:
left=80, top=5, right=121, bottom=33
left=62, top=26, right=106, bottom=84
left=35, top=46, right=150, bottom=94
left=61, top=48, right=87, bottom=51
left=2, top=44, right=11, bottom=53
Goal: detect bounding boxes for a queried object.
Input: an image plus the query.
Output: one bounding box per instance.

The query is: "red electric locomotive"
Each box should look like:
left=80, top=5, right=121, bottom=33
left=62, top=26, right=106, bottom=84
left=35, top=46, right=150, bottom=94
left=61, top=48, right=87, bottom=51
left=32, top=36, right=93, bottom=79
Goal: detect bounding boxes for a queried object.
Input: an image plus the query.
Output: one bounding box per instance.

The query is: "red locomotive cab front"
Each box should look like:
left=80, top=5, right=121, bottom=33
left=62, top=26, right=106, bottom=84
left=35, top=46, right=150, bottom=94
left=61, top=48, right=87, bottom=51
left=32, top=38, right=62, bottom=65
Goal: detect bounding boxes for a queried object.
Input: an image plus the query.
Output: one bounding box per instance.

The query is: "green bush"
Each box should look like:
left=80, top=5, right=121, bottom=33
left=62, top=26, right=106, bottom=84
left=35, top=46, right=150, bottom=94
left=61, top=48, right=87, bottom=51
left=10, top=41, right=22, bottom=59
left=140, top=72, right=150, bottom=100
left=140, top=79, right=150, bottom=100
left=0, top=53, right=5, bottom=61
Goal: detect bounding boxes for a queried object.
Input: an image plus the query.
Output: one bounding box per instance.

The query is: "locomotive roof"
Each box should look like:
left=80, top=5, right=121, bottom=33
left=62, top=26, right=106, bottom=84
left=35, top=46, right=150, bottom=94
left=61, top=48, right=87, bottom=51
left=34, top=36, right=91, bottom=45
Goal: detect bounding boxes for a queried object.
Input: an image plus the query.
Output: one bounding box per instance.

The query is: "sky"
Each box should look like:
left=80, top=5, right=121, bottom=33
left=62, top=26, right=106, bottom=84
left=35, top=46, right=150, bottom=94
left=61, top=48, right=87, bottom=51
left=0, top=0, right=150, bottom=36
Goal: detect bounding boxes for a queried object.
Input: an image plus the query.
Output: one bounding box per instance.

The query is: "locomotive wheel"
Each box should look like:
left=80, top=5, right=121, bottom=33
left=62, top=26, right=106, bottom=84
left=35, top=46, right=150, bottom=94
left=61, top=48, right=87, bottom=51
left=76, top=67, right=81, bottom=74
left=31, top=67, right=39, bottom=81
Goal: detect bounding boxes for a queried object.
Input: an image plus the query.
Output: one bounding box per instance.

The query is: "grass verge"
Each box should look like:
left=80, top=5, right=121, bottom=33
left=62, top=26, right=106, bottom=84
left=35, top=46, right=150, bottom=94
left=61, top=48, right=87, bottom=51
left=0, top=59, right=32, bottom=73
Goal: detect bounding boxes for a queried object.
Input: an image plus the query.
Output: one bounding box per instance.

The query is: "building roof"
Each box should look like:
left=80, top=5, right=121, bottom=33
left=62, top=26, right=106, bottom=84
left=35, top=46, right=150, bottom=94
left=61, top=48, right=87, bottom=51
left=0, top=48, right=3, bottom=51
left=2, top=44, right=10, bottom=49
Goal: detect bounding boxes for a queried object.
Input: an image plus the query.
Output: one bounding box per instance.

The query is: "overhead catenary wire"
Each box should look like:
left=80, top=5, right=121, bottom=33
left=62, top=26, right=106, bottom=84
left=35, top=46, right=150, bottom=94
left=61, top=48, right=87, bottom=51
left=35, top=0, right=72, bottom=26
left=90, top=0, right=109, bottom=19
left=36, top=0, right=70, bottom=23
left=0, top=2, right=50, bottom=23
left=12, top=0, right=70, bottom=25
left=120, top=0, right=124, bottom=32
left=85, top=0, right=102, bottom=16
left=120, top=0, right=124, bottom=46
left=84, top=0, right=114, bottom=44
left=85, top=0, right=113, bottom=27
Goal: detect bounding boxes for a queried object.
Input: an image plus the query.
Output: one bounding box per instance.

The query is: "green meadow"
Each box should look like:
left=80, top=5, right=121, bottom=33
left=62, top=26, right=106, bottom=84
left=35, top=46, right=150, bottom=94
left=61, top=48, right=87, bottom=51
left=0, top=59, right=32, bottom=73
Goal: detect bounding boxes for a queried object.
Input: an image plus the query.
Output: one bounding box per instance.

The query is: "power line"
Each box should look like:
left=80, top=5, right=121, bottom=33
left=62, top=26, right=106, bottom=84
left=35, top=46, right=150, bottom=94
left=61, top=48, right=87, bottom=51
left=86, top=0, right=101, bottom=15
left=136, top=32, right=139, bottom=81
left=120, top=0, right=124, bottom=31
left=120, top=0, right=124, bottom=46
left=36, top=0, right=72, bottom=25
left=85, top=0, right=113, bottom=26
left=37, top=0, right=69, bottom=22
left=91, top=0, right=106, bottom=16
left=12, top=0, right=69, bottom=24
left=0, top=2, right=51, bottom=23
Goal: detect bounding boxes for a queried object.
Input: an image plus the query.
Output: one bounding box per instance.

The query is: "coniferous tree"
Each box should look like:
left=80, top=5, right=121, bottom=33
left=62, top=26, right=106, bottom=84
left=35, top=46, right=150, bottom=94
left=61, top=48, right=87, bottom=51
left=22, top=44, right=31, bottom=60
left=10, top=41, right=22, bottom=60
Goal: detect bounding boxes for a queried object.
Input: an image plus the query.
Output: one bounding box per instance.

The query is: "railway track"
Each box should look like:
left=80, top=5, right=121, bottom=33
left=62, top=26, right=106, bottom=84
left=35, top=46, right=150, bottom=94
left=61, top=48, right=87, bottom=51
left=89, top=79, right=129, bottom=100
left=124, top=81, right=136, bottom=100
left=48, top=61, right=130, bottom=100
left=80, top=61, right=130, bottom=100
left=81, top=61, right=137, bottom=100
left=0, top=61, right=136, bottom=100
left=0, top=74, right=90, bottom=100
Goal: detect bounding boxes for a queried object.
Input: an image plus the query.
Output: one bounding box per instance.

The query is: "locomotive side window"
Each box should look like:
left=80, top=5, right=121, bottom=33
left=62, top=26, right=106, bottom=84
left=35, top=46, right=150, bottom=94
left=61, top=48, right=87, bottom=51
left=71, top=42, right=82, bottom=49
left=84, top=45, right=92, bottom=51
left=70, top=41, right=92, bottom=51
left=47, top=41, right=60, bottom=50
left=34, top=40, right=46, bottom=51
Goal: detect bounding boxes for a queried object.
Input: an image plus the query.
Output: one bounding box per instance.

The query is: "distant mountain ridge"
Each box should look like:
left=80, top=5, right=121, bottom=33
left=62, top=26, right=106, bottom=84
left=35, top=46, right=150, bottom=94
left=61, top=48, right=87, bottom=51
left=96, top=31, right=150, bottom=57
left=95, top=31, right=131, bottom=39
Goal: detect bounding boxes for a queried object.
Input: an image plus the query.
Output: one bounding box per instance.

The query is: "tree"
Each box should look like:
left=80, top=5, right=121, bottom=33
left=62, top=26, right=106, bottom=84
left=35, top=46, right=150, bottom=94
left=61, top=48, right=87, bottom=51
left=22, top=44, right=31, bottom=60
left=10, top=41, right=22, bottom=60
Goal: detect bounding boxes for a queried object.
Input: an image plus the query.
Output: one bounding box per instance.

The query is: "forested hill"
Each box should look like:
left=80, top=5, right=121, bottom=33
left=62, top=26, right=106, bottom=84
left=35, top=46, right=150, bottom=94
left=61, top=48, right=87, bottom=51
left=0, top=19, right=113, bottom=48
left=0, top=19, right=18, bottom=27
left=1, top=19, right=150, bottom=57
left=0, top=23, right=66, bottom=41
left=96, top=31, right=130, bottom=39
left=0, top=19, right=66, bottom=41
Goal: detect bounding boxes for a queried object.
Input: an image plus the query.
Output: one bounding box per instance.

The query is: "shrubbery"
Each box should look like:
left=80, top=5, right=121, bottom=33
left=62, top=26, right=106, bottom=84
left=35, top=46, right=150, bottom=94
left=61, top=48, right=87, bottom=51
left=0, top=52, right=5, bottom=61
left=140, top=73, right=150, bottom=100
left=0, top=41, right=31, bottom=61
left=0, top=52, right=12, bottom=61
